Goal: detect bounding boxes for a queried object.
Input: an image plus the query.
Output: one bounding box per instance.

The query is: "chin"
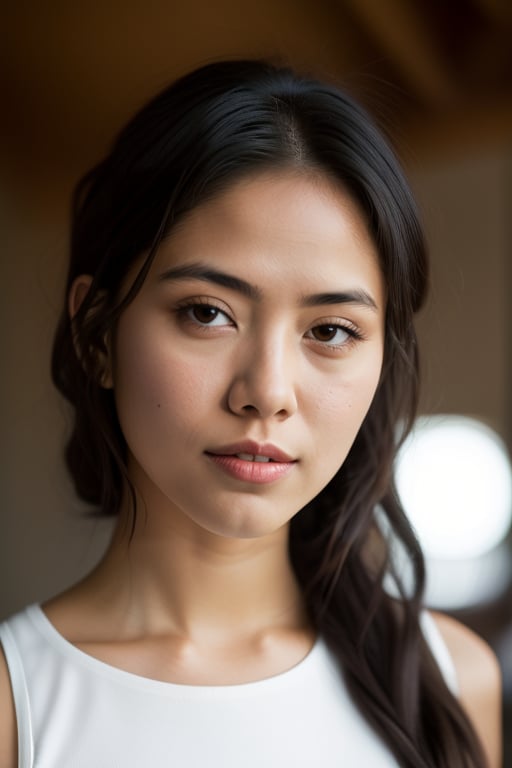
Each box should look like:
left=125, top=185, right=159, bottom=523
left=190, top=503, right=293, bottom=542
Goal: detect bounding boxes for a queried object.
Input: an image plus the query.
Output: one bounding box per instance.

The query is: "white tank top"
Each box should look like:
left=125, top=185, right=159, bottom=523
left=0, top=605, right=457, bottom=768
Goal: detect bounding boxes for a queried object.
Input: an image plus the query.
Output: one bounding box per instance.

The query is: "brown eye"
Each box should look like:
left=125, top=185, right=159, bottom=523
left=311, top=324, right=339, bottom=342
left=180, top=303, right=233, bottom=327
left=305, top=323, right=355, bottom=348
left=191, top=305, right=221, bottom=324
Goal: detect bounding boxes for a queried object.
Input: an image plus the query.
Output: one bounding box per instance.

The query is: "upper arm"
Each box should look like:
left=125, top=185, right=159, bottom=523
left=432, top=611, right=502, bottom=768
left=0, top=643, right=18, bottom=768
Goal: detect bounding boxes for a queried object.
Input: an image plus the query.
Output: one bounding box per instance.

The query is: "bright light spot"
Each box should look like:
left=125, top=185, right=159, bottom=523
left=424, top=544, right=512, bottom=609
left=395, top=415, right=512, bottom=559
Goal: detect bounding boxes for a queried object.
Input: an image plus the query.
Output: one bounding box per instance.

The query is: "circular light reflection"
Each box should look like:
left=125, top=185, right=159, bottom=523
left=395, top=415, right=512, bottom=559
left=423, top=543, right=512, bottom=609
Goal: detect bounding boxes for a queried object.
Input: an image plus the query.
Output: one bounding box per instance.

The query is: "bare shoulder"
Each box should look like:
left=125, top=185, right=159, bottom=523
left=431, top=611, right=502, bottom=768
left=431, top=611, right=502, bottom=699
left=0, top=643, right=17, bottom=768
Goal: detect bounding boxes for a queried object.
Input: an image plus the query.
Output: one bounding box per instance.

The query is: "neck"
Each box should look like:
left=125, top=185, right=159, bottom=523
left=87, top=502, right=309, bottom=646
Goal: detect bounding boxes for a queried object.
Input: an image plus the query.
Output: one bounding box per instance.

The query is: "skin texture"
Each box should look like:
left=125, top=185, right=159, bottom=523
left=111, top=171, right=386, bottom=543
left=0, top=171, right=502, bottom=765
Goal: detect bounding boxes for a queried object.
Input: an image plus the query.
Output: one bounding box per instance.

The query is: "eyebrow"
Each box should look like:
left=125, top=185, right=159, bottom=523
left=300, top=290, right=378, bottom=311
left=157, top=262, right=378, bottom=311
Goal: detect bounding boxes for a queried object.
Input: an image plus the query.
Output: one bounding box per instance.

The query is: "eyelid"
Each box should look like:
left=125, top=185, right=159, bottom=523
left=309, top=315, right=365, bottom=336
left=175, top=295, right=233, bottom=315
left=304, top=316, right=366, bottom=352
left=173, top=298, right=367, bottom=347
left=174, top=296, right=236, bottom=328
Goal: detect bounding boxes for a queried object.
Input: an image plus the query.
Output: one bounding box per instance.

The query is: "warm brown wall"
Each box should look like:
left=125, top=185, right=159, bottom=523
left=412, top=148, right=510, bottom=437
left=0, top=165, right=115, bottom=618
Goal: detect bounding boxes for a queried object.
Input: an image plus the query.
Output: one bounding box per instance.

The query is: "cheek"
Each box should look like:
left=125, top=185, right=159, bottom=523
left=112, top=327, right=224, bottom=443
left=327, top=351, right=382, bottom=411
left=314, top=354, right=383, bottom=452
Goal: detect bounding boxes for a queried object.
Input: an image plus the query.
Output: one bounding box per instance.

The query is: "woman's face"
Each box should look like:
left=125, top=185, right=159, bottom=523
left=111, top=171, right=385, bottom=540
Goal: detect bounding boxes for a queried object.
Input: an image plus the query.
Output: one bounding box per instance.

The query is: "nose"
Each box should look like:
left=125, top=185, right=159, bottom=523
left=227, top=334, right=298, bottom=421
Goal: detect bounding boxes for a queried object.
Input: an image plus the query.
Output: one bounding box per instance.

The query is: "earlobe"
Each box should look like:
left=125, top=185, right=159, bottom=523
left=68, top=275, right=114, bottom=389
left=98, top=350, right=114, bottom=389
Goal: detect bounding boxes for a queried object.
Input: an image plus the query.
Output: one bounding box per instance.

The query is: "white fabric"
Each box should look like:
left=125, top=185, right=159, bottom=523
left=420, top=611, right=458, bottom=694
left=0, top=604, right=457, bottom=768
left=0, top=621, right=33, bottom=768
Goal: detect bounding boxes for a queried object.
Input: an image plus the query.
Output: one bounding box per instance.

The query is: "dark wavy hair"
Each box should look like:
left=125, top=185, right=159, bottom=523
left=52, top=59, right=486, bottom=767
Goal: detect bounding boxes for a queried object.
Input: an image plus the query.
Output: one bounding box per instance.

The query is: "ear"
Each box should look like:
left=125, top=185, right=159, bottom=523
left=68, top=274, right=94, bottom=320
left=68, top=275, right=114, bottom=389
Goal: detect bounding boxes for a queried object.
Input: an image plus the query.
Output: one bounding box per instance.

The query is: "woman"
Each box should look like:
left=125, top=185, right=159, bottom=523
left=0, top=59, right=501, bottom=767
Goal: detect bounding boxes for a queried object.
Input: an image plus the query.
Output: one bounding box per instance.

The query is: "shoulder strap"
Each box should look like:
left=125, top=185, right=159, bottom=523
left=0, top=621, right=34, bottom=768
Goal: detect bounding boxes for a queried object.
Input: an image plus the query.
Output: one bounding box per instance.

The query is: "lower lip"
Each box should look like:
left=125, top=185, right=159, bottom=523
left=205, top=454, right=295, bottom=484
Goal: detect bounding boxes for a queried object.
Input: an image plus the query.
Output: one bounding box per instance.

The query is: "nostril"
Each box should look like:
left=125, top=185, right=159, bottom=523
left=227, top=370, right=298, bottom=419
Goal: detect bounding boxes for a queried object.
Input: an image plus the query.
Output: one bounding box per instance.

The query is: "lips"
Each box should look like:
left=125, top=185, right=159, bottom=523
left=205, top=441, right=295, bottom=463
left=205, top=441, right=297, bottom=484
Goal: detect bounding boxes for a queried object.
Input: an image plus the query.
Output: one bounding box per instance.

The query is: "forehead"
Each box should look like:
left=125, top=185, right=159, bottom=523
left=169, top=171, right=374, bottom=250
left=150, top=170, right=384, bottom=303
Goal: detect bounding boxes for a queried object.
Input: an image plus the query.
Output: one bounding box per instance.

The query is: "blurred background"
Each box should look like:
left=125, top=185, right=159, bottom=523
left=1, top=0, right=511, bottom=758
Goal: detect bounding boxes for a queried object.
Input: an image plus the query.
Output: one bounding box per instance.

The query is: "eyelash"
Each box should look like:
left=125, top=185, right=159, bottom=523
left=175, top=299, right=365, bottom=350
left=305, top=321, right=364, bottom=351
left=176, top=298, right=234, bottom=330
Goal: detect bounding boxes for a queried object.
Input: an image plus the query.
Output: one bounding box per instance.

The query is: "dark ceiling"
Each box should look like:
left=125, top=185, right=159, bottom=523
left=2, top=0, right=512, bottom=175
